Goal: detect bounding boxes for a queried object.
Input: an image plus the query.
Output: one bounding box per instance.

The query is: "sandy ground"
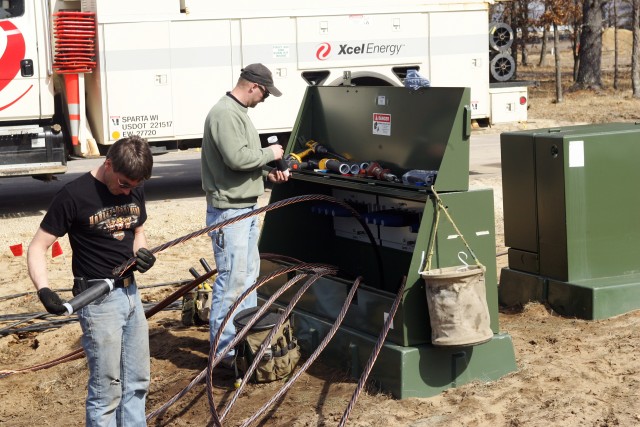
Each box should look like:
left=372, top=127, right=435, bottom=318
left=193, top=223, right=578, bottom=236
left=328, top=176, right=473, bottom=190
left=2, top=34, right=640, bottom=426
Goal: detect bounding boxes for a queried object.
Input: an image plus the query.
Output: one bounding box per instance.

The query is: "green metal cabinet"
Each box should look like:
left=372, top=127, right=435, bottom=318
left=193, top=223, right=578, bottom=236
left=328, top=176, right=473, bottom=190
left=257, top=86, right=516, bottom=398
left=500, top=123, right=640, bottom=319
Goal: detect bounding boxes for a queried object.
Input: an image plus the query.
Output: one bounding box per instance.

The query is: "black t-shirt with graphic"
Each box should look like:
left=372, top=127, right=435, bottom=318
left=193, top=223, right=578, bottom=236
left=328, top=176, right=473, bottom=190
left=40, top=172, right=147, bottom=279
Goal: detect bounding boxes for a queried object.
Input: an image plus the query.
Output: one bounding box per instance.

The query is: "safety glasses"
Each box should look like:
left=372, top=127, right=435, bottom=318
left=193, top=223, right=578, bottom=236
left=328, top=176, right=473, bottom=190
left=117, top=176, right=142, bottom=189
left=257, top=85, right=270, bottom=99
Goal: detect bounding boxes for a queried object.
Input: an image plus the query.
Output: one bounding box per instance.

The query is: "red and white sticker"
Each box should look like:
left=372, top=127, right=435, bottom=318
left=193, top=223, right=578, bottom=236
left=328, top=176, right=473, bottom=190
left=372, top=113, right=391, bottom=136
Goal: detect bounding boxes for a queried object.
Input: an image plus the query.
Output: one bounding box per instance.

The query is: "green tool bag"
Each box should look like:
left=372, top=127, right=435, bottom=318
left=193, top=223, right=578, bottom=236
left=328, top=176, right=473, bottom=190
left=234, top=308, right=301, bottom=383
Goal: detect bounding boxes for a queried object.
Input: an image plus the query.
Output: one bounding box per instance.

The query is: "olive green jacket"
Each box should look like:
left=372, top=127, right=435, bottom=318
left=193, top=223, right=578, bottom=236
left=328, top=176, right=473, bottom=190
left=201, top=95, right=275, bottom=208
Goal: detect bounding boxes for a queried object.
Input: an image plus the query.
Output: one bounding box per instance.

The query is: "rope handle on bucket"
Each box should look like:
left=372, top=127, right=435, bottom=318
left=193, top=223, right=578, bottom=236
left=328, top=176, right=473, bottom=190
left=423, top=186, right=485, bottom=272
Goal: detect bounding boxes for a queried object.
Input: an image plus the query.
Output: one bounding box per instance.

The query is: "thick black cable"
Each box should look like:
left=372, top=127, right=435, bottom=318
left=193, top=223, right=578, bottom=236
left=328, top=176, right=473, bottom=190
left=112, top=194, right=384, bottom=283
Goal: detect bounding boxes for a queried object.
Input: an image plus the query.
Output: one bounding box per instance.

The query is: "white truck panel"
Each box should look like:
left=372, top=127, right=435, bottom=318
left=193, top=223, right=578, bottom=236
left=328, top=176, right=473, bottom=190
left=179, top=0, right=491, bottom=17
left=240, top=17, right=299, bottom=132
left=296, top=14, right=428, bottom=70
left=428, top=10, right=490, bottom=120
left=101, top=22, right=174, bottom=142
left=82, top=0, right=177, bottom=18
left=169, top=19, right=233, bottom=137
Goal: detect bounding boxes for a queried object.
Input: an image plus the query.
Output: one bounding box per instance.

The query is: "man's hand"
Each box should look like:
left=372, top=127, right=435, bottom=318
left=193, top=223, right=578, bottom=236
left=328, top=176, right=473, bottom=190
left=37, top=288, right=67, bottom=315
left=267, top=144, right=284, bottom=160
left=267, top=168, right=289, bottom=183
left=135, top=248, right=156, bottom=273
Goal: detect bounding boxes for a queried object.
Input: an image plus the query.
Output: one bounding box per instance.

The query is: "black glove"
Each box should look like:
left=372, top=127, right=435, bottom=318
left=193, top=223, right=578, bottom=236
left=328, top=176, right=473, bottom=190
left=135, top=248, right=156, bottom=273
left=37, top=288, right=67, bottom=315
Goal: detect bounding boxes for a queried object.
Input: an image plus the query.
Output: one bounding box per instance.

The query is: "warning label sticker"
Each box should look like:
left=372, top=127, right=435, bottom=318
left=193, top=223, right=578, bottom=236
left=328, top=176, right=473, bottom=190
left=372, top=113, right=391, bottom=136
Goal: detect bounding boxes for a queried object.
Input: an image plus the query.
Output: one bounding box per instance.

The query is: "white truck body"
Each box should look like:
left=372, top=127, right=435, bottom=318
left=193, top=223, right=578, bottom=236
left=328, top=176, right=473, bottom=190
left=0, top=0, right=526, bottom=178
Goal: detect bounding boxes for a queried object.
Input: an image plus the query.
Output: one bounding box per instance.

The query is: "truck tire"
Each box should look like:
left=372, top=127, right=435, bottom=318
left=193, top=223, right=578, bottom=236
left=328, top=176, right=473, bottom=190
left=489, top=22, right=514, bottom=52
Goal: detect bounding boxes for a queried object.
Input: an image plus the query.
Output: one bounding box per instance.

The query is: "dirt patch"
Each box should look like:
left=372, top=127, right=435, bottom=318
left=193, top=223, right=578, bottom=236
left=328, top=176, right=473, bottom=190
left=3, top=42, right=640, bottom=426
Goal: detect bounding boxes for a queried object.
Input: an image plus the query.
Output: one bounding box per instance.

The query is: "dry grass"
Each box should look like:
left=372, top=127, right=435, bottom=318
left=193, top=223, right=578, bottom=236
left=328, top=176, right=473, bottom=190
left=516, top=29, right=640, bottom=124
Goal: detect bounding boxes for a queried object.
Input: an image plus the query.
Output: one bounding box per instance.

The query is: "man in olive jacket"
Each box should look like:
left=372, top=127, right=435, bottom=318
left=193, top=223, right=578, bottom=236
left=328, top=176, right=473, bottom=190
left=201, top=63, right=288, bottom=367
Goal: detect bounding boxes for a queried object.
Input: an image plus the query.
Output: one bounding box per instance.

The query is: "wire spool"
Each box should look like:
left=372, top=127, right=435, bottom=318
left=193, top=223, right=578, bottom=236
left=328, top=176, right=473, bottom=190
left=490, top=52, right=515, bottom=82
left=489, top=22, right=514, bottom=52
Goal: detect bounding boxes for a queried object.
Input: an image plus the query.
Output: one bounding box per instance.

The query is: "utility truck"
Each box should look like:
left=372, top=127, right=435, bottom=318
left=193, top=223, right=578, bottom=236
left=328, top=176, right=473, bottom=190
left=0, top=0, right=525, bottom=178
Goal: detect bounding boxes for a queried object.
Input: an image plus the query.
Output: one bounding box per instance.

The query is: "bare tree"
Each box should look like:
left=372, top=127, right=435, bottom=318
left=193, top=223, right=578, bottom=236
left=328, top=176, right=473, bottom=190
left=539, top=25, right=550, bottom=66
left=572, top=0, right=584, bottom=80
left=633, top=0, right=640, bottom=96
left=554, top=23, right=564, bottom=101
left=575, top=0, right=608, bottom=89
left=518, top=0, right=531, bottom=65
left=540, top=0, right=575, bottom=101
left=613, top=0, right=619, bottom=89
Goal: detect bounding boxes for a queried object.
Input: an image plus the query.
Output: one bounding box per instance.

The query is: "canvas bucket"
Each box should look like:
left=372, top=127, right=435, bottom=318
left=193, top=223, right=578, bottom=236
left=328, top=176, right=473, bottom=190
left=420, top=264, right=493, bottom=346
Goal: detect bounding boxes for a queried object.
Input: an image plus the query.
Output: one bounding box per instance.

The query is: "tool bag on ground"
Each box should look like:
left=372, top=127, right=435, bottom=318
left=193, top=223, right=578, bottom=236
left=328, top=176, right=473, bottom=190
left=181, top=284, right=212, bottom=326
left=233, top=307, right=301, bottom=383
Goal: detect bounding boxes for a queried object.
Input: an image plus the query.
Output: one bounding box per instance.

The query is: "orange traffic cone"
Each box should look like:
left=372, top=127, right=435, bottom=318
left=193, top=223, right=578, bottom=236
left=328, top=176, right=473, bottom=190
left=64, top=73, right=81, bottom=156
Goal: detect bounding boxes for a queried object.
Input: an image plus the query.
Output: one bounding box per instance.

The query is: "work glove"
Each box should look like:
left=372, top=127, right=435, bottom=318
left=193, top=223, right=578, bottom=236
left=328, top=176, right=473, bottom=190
left=37, top=288, right=67, bottom=315
left=135, top=248, right=156, bottom=273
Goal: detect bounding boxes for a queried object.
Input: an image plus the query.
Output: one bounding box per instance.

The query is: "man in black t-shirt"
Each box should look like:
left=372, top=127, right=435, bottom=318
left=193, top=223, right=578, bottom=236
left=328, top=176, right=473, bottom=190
left=27, top=136, right=156, bottom=427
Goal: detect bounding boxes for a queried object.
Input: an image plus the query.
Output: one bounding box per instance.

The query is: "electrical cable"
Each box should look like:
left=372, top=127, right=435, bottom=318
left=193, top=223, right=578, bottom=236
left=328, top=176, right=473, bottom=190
left=112, top=194, right=384, bottom=283
left=238, top=275, right=363, bottom=427
left=0, top=274, right=213, bottom=378
left=145, top=262, right=323, bottom=422
left=1, top=195, right=397, bottom=425
left=338, top=275, right=407, bottom=427
left=0, top=302, right=182, bottom=337
left=217, top=267, right=338, bottom=424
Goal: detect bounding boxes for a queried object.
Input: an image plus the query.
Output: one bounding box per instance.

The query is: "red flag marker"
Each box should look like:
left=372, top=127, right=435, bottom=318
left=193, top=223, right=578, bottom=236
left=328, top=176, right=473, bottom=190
left=52, top=241, right=63, bottom=258
left=10, top=243, right=23, bottom=257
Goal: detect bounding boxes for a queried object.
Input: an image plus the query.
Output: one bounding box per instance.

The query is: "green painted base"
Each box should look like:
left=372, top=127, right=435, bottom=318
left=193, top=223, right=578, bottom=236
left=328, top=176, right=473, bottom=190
left=276, top=303, right=517, bottom=399
left=499, top=268, right=640, bottom=320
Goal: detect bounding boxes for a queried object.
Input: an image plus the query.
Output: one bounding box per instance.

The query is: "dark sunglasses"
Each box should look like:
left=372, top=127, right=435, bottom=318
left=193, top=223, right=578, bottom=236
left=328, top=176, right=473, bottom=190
left=257, top=85, right=270, bottom=99
left=117, top=176, right=142, bottom=189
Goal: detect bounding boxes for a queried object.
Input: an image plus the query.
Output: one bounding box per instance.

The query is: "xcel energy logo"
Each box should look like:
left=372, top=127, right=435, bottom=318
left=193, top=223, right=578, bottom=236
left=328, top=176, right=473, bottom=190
left=316, top=42, right=405, bottom=61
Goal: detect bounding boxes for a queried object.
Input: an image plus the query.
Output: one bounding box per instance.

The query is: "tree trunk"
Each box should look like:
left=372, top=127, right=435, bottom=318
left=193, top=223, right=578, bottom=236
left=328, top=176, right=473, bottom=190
left=575, top=0, right=606, bottom=89
left=522, top=25, right=530, bottom=66
left=614, top=0, right=619, bottom=90
left=633, top=0, right=640, bottom=97
left=539, top=26, right=549, bottom=66
left=510, top=0, right=519, bottom=76
left=554, top=23, right=563, bottom=102
left=572, top=0, right=582, bottom=81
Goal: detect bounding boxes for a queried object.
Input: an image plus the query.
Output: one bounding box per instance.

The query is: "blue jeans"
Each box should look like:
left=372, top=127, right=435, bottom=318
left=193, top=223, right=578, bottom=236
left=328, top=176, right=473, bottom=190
left=206, top=205, right=260, bottom=357
left=78, top=283, right=150, bottom=427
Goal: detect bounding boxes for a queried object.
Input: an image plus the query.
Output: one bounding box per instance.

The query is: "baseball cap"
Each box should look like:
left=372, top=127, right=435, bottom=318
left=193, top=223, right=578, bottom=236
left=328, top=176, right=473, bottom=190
left=240, top=63, right=282, bottom=97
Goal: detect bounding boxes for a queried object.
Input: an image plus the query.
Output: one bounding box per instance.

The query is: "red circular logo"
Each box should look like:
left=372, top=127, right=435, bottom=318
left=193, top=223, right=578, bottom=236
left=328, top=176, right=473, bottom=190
left=0, top=21, right=26, bottom=93
left=316, top=43, right=331, bottom=61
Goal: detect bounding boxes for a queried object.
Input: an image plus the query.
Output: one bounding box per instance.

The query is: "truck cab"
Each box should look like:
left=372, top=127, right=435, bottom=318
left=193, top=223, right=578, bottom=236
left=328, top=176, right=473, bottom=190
left=0, top=0, right=66, bottom=178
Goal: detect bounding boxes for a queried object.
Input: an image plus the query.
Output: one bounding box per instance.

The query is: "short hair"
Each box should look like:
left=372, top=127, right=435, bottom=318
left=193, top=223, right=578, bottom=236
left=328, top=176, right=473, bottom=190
left=106, top=136, right=153, bottom=181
